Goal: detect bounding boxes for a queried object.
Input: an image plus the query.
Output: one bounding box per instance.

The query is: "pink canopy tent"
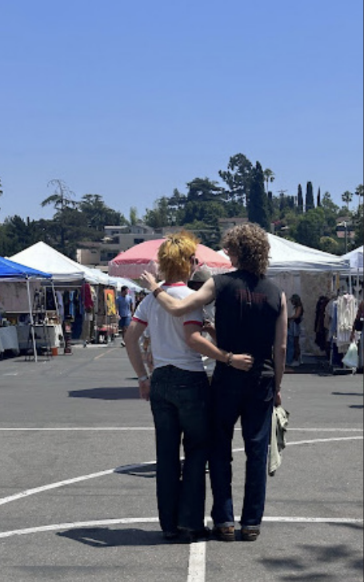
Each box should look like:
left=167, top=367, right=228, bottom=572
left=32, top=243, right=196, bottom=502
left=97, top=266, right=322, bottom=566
left=108, top=239, right=232, bottom=279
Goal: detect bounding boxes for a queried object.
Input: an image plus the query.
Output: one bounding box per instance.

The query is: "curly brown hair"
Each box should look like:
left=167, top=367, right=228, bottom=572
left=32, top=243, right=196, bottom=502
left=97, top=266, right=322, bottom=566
left=223, top=223, right=270, bottom=276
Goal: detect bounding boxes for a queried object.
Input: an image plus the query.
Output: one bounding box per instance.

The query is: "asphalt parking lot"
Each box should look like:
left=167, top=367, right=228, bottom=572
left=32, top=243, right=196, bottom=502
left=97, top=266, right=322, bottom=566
left=0, top=345, right=363, bottom=582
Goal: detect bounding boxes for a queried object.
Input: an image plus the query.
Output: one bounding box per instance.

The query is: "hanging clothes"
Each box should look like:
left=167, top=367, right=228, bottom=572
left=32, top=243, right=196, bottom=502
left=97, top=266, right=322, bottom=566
left=81, top=283, right=94, bottom=313
left=336, top=294, right=357, bottom=352
left=315, top=296, right=330, bottom=351
left=56, top=292, right=65, bottom=322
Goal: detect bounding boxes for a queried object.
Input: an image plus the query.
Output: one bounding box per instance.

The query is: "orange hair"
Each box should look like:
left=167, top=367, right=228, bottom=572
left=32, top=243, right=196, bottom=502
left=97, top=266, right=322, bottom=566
left=158, top=231, right=199, bottom=282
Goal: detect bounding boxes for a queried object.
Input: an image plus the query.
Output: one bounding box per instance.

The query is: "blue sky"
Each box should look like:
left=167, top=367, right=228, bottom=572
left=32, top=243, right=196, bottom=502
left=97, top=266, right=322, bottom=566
left=0, top=0, right=363, bottom=222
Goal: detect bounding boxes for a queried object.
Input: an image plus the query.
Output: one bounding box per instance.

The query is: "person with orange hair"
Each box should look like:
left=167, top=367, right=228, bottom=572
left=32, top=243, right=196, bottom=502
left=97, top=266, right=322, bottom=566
left=125, top=231, right=253, bottom=543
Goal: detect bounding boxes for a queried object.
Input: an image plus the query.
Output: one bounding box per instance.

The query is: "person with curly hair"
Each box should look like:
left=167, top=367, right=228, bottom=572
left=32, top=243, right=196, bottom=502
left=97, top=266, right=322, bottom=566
left=125, top=231, right=253, bottom=543
left=141, top=223, right=287, bottom=543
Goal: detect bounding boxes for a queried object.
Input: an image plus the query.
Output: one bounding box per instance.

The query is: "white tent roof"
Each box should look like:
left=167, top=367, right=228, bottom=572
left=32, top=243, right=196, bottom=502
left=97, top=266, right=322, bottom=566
left=218, top=234, right=350, bottom=272
left=11, top=242, right=99, bottom=283
left=87, top=269, right=143, bottom=291
left=342, top=246, right=363, bottom=272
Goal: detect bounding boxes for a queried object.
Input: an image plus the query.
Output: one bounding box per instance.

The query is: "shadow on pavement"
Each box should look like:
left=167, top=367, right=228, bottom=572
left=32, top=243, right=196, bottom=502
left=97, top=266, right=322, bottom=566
left=68, top=387, right=140, bottom=400
left=57, top=527, right=170, bottom=547
left=260, top=525, right=363, bottom=581
left=115, top=464, right=157, bottom=479
left=331, top=391, right=363, bottom=410
left=331, top=392, right=363, bottom=397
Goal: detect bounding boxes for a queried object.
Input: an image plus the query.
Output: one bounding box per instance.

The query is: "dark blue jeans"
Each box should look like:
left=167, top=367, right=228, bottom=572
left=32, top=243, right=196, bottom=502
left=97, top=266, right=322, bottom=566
left=209, top=366, right=274, bottom=529
left=150, top=365, right=210, bottom=533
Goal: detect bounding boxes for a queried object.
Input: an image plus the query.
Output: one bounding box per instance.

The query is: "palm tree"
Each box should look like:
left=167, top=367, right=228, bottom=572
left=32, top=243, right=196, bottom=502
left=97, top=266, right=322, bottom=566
left=263, top=169, right=275, bottom=194
left=355, top=184, right=364, bottom=211
left=341, top=190, right=354, bottom=211
left=41, top=179, right=78, bottom=212
left=41, top=179, right=78, bottom=249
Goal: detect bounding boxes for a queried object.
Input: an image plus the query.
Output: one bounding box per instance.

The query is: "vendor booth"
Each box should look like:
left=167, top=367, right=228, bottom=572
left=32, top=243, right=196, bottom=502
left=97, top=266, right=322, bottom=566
left=218, top=234, right=352, bottom=363
left=341, top=246, right=363, bottom=299
left=11, top=242, right=120, bottom=345
left=0, top=257, right=52, bottom=361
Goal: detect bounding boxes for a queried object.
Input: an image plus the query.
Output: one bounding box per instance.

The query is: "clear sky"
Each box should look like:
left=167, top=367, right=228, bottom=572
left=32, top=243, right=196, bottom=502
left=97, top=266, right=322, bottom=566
left=0, top=0, right=363, bottom=222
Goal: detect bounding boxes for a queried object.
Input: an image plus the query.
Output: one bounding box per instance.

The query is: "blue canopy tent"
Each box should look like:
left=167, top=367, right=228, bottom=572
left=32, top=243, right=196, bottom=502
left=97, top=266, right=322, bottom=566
left=0, top=257, right=52, bottom=362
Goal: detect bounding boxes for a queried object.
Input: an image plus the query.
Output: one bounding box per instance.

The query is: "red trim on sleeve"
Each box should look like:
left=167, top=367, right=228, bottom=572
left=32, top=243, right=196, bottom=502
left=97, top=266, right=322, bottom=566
left=132, top=317, right=148, bottom=326
left=184, top=320, right=203, bottom=327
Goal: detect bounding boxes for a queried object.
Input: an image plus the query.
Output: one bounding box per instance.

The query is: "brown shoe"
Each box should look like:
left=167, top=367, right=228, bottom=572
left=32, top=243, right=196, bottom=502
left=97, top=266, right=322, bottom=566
left=241, top=528, right=260, bottom=542
left=213, top=526, right=236, bottom=542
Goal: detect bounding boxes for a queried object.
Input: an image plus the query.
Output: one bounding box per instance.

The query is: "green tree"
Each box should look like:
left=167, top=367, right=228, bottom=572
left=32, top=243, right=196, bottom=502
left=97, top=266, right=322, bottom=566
left=50, top=207, right=100, bottom=258
left=144, top=197, right=173, bottom=228
left=305, top=182, right=315, bottom=211
left=297, top=184, right=304, bottom=214
left=354, top=184, right=363, bottom=211
left=79, top=194, right=126, bottom=231
left=129, top=207, right=138, bottom=225
left=180, top=219, right=221, bottom=250
left=41, top=179, right=79, bottom=248
left=263, top=168, right=275, bottom=194
left=317, top=187, right=321, bottom=207
left=319, top=236, right=340, bottom=254
left=176, top=178, right=227, bottom=228
left=186, top=177, right=224, bottom=202
left=353, top=204, right=363, bottom=248
left=341, top=190, right=354, bottom=211
left=293, top=208, right=326, bottom=248
left=248, top=162, right=270, bottom=230
left=219, top=153, right=253, bottom=206
left=41, top=179, right=78, bottom=213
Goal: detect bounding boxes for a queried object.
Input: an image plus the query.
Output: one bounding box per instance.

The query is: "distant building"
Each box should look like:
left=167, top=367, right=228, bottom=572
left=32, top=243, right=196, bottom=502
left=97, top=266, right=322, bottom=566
left=76, top=218, right=254, bottom=268
left=76, top=223, right=182, bottom=268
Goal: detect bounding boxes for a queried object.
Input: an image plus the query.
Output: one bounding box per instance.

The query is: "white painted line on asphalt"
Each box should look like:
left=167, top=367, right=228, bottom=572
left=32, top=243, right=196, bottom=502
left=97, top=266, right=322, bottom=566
left=0, top=516, right=362, bottom=540
left=0, top=437, right=362, bottom=508
left=288, top=428, right=363, bottom=432
left=0, top=461, right=156, bottom=507
left=0, top=427, right=156, bottom=431
left=0, top=517, right=159, bottom=539
left=233, top=436, right=363, bottom=454
left=0, top=427, right=362, bottom=432
left=187, top=541, right=206, bottom=582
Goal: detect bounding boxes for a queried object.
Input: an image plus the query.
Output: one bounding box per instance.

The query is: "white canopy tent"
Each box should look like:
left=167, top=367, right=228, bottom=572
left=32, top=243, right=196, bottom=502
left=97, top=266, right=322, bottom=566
left=11, top=242, right=99, bottom=284
left=218, top=234, right=350, bottom=273
left=342, top=246, right=363, bottom=273
left=218, top=234, right=350, bottom=356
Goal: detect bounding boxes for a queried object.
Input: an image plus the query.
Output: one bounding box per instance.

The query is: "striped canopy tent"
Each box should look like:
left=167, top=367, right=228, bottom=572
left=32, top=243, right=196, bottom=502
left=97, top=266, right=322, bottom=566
left=109, top=239, right=232, bottom=279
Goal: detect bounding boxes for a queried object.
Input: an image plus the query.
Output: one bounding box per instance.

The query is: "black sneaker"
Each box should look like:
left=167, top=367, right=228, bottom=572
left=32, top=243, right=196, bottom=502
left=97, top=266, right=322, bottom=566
left=178, top=527, right=211, bottom=544
left=163, top=531, right=180, bottom=542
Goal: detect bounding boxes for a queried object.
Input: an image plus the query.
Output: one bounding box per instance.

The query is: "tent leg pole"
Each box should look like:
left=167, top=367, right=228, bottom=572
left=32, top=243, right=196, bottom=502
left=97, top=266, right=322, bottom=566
left=26, top=278, right=38, bottom=363
left=51, top=281, right=60, bottom=319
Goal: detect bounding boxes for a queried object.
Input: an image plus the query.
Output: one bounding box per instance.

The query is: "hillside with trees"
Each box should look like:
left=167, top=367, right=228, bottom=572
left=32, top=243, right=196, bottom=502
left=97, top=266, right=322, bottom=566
left=0, top=153, right=362, bottom=258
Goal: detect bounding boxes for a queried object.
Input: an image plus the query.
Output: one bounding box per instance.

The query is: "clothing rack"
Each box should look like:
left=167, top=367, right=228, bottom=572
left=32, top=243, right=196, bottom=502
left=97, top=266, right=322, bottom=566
left=25, top=288, right=52, bottom=362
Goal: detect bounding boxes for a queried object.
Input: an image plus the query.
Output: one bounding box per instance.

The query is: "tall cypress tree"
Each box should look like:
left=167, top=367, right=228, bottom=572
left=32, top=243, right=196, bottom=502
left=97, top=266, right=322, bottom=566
left=317, top=187, right=321, bottom=207
left=297, top=184, right=304, bottom=213
left=267, top=190, right=274, bottom=218
left=305, top=181, right=315, bottom=211
left=248, top=162, right=270, bottom=230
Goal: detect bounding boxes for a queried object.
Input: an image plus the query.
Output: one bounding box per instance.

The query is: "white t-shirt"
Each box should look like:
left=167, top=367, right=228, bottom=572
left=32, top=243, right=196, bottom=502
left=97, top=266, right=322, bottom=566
left=133, top=283, right=205, bottom=373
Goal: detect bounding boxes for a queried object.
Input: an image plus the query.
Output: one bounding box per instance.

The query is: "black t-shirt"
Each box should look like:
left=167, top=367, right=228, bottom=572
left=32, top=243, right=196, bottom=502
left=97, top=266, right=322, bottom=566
left=214, top=270, right=282, bottom=376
